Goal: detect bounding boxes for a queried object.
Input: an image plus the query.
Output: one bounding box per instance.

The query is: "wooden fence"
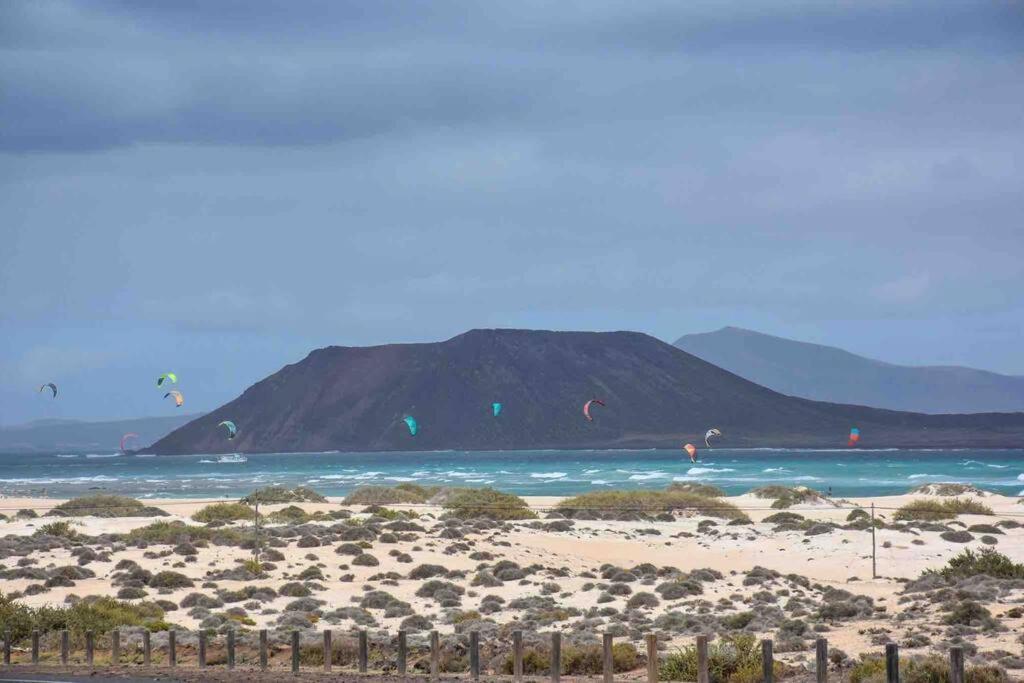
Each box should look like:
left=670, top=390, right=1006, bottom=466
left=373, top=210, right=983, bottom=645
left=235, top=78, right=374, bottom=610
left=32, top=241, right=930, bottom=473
left=0, top=629, right=969, bottom=682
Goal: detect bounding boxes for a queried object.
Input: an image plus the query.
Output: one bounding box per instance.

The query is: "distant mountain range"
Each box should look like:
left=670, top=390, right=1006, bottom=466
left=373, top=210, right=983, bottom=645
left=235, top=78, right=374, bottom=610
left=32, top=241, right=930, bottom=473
left=0, top=414, right=201, bottom=453
left=675, top=327, right=1024, bottom=414
left=148, top=329, right=1024, bottom=454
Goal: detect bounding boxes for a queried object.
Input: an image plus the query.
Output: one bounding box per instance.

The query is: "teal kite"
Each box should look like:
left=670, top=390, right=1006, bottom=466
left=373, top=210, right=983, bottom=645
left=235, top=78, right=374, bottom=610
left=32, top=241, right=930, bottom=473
left=218, top=420, right=238, bottom=440
left=403, top=415, right=418, bottom=436
left=492, top=402, right=502, bottom=417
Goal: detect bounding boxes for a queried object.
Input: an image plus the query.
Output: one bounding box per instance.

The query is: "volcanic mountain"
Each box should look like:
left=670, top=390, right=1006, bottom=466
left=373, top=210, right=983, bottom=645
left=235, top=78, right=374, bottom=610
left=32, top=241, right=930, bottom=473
left=148, top=329, right=1024, bottom=454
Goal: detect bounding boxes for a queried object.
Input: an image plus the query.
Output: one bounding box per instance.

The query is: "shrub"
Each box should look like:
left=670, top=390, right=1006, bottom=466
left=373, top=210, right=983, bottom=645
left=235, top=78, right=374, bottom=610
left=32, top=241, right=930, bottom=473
left=660, top=634, right=781, bottom=682
left=928, top=548, right=1024, bottom=581
left=192, top=503, right=256, bottom=523
left=240, top=486, right=326, bottom=504
left=894, top=498, right=993, bottom=521
left=266, top=505, right=314, bottom=524
left=0, top=592, right=167, bottom=643
left=443, top=487, right=535, bottom=521
left=561, top=642, right=639, bottom=675
left=33, top=521, right=80, bottom=539
left=751, top=486, right=823, bottom=509
left=344, top=486, right=428, bottom=505
left=851, top=654, right=1006, bottom=683
left=149, top=571, right=194, bottom=589
left=48, top=495, right=168, bottom=518
left=666, top=482, right=726, bottom=497
left=557, top=489, right=747, bottom=521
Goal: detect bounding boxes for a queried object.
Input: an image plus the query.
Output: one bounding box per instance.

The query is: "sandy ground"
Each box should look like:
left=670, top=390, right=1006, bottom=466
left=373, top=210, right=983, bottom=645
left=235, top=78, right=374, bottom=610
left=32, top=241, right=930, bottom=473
left=1, top=491, right=1023, bottom=677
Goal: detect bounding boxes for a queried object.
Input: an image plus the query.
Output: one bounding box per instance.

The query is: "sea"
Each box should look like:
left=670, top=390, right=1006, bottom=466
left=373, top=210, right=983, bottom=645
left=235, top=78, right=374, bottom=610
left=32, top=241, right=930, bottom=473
left=0, top=448, right=1022, bottom=500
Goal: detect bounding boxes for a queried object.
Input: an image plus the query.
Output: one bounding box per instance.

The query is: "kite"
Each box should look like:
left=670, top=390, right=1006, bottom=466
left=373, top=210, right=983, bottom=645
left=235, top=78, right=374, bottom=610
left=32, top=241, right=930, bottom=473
left=157, top=373, right=177, bottom=387
left=705, top=428, right=722, bottom=448
left=492, top=402, right=503, bottom=417
left=583, top=399, right=606, bottom=422
left=848, top=427, right=860, bottom=447
left=218, top=420, right=238, bottom=440
left=38, top=383, right=57, bottom=398
left=164, top=390, right=184, bottom=407
left=683, top=443, right=698, bottom=463
left=120, top=433, right=139, bottom=452
left=403, top=415, right=418, bottom=436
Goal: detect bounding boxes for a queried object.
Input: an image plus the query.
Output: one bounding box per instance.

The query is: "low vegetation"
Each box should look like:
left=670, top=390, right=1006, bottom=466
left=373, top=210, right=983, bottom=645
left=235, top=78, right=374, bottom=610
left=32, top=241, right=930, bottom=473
left=32, top=520, right=80, bottom=539
left=192, top=502, right=256, bottom=523
left=125, top=520, right=246, bottom=546
left=894, top=498, right=993, bottom=522
left=925, top=548, right=1024, bottom=582
left=344, top=484, right=440, bottom=505
left=0, top=592, right=170, bottom=643
left=660, top=633, right=783, bottom=682
left=751, top=486, right=824, bottom=509
left=441, top=487, right=535, bottom=520
left=502, top=642, right=639, bottom=675
left=666, top=482, right=727, bottom=497
left=240, top=486, right=326, bottom=504
left=850, top=653, right=1005, bottom=683
left=47, top=495, right=168, bottom=518
left=557, top=488, right=747, bottom=521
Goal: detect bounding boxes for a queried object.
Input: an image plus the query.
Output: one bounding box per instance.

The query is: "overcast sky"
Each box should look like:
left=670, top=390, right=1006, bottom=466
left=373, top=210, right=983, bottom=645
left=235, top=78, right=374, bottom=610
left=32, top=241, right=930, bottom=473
left=2, top=1, right=1023, bottom=425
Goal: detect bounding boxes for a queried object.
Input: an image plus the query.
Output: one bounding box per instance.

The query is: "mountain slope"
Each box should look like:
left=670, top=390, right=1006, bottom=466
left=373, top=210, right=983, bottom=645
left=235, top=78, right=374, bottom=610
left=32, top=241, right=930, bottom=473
left=148, top=329, right=1024, bottom=454
left=674, top=327, right=1024, bottom=414
left=0, top=414, right=201, bottom=453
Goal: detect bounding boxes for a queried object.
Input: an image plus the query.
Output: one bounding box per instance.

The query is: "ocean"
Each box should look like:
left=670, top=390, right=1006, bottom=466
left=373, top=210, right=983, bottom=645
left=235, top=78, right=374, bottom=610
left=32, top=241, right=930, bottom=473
left=0, top=448, right=1022, bottom=500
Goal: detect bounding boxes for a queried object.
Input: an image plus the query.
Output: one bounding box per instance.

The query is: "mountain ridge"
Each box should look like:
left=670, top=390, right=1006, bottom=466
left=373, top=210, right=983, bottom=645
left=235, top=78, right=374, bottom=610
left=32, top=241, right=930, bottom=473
left=148, top=328, right=1024, bottom=454
left=674, top=327, right=1024, bottom=414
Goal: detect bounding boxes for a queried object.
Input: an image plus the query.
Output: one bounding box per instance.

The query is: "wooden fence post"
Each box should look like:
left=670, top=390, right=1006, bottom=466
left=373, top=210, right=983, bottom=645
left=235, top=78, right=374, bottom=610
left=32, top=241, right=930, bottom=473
left=111, top=629, right=120, bottom=665
left=551, top=631, right=562, bottom=683
left=31, top=630, right=39, bottom=665
left=198, top=631, right=207, bottom=668
left=513, top=630, right=523, bottom=683
left=761, top=639, right=773, bottom=683
left=469, top=630, right=480, bottom=680
left=227, top=629, right=235, bottom=670
left=2, top=632, right=9, bottom=666
left=885, top=643, right=899, bottom=683
left=259, top=629, right=268, bottom=671
left=85, top=630, right=94, bottom=667
left=60, top=630, right=69, bottom=666
left=603, top=633, right=614, bottom=683
left=359, top=629, right=368, bottom=673
left=646, top=633, right=658, bottom=683
left=696, top=635, right=709, bottom=683
left=815, top=638, right=828, bottom=683
left=168, top=630, right=176, bottom=668
left=397, top=630, right=407, bottom=675
left=323, top=629, right=332, bottom=673
left=292, top=630, right=300, bottom=674
left=142, top=630, right=150, bottom=667
left=950, top=647, right=964, bottom=683
left=430, top=631, right=440, bottom=681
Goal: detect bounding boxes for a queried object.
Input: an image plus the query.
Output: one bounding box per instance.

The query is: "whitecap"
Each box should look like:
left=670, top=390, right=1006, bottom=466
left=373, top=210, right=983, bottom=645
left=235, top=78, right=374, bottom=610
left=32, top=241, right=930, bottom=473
left=530, top=472, right=567, bottom=479
left=85, top=453, right=119, bottom=459
left=686, top=467, right=735, bottom=475
left=762, top=467, right=789, bottom=473
left=591, top=479, right=610, bottom=485
left=629, top=472, right=669, bottom=480
left=54, top=454, right=79, bottom=459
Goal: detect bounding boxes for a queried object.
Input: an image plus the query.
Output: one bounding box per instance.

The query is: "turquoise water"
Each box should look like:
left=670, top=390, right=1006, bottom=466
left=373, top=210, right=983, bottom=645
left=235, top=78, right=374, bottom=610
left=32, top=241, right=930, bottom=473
left=1, top=449, right=1022, bottom=499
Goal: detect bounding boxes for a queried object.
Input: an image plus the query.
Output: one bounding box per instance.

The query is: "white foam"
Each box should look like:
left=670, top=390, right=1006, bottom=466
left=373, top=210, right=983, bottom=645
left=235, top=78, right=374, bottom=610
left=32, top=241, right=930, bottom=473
left=628, top=471, right=669, bottom=480
left=85, top=453, right=119, bottom=459
left=530, top=472, right=567, bottom=479
left=686, top=467, right=735, bottom=475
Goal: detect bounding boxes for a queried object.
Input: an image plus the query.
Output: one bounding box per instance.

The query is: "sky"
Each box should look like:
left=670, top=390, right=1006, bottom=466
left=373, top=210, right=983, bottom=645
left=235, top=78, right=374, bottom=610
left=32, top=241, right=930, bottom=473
left=2, top=1, right=1023, bottom=425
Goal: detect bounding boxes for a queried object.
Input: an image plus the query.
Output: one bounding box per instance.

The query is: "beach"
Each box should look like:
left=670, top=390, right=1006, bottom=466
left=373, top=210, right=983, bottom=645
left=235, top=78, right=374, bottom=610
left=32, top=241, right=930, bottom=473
left=2, top=487, right=1023, bottom=676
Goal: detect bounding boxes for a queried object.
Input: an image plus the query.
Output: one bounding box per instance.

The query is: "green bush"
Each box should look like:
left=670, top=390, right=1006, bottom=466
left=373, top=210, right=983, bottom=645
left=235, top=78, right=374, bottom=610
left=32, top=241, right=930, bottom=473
left=751, top=486, right=823, bottom=509
left=660, top=634, right=780, bottom=682
left=344, top=486, right=431, bottom=505
left=926, top=548, right=1024, bottom=582
left=149, top=571, right=194, bottom=589
left=442, top=487, right=535, bottom=520
left=126, top=520, right=245, bottom=546
left=32, top=520, right=80, bottom=539
left=666, top=482, right=727, bottom=497
left=894, top=498, right=993, bottom=521
left=240, top=486, right=326, bottom=504
left=560, top=642, right=639, bottom=675
left=48, top=495, right=168, bottom=518
left=851, top=654, right=1006, bottom=683
left=558, top=489, right=747, bottom=521
left=192, top=502, right=256, bottom=523
left=0, top=592, right=168, bottom=644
